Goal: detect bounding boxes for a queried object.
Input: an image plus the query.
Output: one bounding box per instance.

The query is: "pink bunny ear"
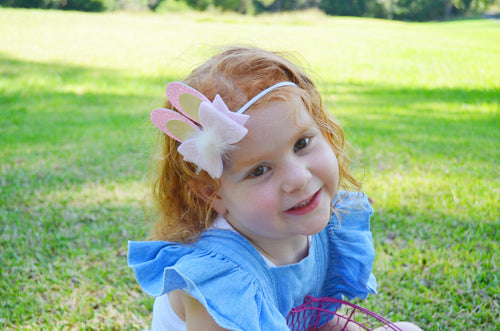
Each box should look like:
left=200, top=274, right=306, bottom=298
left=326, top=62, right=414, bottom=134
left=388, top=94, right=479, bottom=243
left=166, top=82, right=210, bottom=123
left=151, top=108, right=200, bottom=142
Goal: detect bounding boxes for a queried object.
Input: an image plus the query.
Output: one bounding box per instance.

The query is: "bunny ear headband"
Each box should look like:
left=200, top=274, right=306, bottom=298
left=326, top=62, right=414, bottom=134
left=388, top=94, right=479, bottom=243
left=151, top=81, right=297, bottom=178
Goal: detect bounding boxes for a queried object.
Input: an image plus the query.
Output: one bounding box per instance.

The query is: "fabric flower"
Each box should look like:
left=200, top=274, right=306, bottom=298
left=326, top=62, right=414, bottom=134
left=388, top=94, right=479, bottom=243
left=178, top=95, right=249, bottom=178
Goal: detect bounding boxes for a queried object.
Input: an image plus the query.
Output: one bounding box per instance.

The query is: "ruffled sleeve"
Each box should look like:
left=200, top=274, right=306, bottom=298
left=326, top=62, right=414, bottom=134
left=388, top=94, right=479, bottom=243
left=322, top=191, right=378, bottom=300
left=128, top=231, right=290, bottom=331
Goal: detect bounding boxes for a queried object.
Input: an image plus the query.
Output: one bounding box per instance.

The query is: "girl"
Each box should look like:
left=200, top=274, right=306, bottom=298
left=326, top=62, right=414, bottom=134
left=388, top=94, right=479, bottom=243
left=128, top=46, right=421, bottom=331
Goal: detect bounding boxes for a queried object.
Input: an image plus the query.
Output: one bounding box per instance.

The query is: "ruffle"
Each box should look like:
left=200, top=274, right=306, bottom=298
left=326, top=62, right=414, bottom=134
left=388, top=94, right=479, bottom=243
left=323, top=191, right=377, bottom=300
left=128, top=231, right=290, bottom=331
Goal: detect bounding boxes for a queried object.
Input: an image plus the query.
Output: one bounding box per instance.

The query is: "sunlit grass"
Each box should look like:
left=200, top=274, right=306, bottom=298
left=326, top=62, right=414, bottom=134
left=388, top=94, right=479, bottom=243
left=1, top=7, right=498, bottom=330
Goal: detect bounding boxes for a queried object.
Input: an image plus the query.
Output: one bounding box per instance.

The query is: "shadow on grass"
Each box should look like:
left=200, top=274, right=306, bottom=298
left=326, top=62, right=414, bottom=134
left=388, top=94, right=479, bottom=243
left=324, top=82, right=499, bottom=166
left=0, top=54, right=181, bottom=197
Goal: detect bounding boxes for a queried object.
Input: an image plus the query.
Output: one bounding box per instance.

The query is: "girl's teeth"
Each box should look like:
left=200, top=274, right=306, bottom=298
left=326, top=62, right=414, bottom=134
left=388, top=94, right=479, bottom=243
left=293, top=197, right=312, bottom=209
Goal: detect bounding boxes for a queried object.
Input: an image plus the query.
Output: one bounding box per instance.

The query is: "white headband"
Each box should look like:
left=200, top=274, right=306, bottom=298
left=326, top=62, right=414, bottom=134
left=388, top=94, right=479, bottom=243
left=237, top=81, right=297, bottom=114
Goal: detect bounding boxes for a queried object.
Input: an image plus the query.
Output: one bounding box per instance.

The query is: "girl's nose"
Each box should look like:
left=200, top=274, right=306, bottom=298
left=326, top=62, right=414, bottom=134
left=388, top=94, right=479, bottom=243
left=280, top=159, right=312, bottom=194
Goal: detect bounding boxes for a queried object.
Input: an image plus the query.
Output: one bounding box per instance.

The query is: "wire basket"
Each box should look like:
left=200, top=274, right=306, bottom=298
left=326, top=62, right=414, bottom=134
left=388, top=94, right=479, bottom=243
left=286, top=296, right=403, bottom=331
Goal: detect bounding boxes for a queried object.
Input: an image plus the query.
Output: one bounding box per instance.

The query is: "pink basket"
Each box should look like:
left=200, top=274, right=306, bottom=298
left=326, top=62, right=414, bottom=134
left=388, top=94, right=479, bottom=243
left=286, top=296, right=403, bottom=331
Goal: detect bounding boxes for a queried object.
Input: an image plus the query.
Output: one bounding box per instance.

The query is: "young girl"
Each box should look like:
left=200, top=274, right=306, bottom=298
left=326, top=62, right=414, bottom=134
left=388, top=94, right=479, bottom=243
left=128, top=46, right=421, bottom=331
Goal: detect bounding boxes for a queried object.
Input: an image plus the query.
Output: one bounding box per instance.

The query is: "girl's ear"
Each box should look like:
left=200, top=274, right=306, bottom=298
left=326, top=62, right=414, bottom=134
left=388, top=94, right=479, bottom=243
left=189, top=180, right=227, bottom=215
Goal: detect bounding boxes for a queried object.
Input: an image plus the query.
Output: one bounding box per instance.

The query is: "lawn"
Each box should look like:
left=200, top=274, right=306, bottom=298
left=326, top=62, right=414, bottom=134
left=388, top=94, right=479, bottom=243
left=0, top=7, right=498, bottom=330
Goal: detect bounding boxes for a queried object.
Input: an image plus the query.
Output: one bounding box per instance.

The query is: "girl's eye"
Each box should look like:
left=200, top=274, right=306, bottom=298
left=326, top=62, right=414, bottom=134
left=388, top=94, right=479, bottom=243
left=294, top=137, right=310, bottom=152
left=251, top=165, right=269, bottom=177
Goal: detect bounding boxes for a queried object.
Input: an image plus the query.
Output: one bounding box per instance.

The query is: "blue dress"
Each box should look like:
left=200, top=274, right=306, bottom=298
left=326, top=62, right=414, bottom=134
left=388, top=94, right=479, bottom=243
left=128, top=191, right=377, bottom=330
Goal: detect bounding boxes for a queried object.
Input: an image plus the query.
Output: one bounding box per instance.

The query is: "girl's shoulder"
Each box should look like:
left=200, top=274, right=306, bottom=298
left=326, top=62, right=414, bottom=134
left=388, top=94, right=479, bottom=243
left=128, top=230, right=264, bottom=296
left=333, top=190, right=372, bottom=211
left=329, top=191, right=373, bottom=229
left=128, top=230, right=290, bottom=330
left=320, top=190, right=377, bottom=300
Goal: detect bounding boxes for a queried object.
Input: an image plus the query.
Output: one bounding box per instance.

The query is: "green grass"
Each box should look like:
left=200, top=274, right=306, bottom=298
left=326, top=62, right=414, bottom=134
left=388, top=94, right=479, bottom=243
left=1, top=8, right=498, bottom=330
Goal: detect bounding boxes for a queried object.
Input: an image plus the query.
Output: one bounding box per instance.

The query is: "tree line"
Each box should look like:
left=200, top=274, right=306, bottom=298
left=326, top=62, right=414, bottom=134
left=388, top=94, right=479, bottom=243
left=1, top=0, right=496, bottom=21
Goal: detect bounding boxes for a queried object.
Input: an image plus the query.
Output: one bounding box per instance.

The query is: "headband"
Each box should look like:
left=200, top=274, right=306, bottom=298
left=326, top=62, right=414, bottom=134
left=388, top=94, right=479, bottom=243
left=151, top=81, right=297, bottom=178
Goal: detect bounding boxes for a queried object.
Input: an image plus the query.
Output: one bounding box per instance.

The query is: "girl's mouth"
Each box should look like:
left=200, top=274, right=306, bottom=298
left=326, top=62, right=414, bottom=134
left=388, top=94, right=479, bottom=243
left=284, top=189, right=321, bottom=216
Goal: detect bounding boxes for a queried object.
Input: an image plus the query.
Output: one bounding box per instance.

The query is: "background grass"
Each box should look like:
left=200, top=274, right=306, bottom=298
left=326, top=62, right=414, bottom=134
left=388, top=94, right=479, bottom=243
left=0, top=8, right=498, bottom=330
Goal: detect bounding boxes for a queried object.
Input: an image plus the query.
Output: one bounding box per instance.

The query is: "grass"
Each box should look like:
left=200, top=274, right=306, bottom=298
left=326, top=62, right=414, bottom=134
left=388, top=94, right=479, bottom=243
left=1, top=7, right=498, bottom=330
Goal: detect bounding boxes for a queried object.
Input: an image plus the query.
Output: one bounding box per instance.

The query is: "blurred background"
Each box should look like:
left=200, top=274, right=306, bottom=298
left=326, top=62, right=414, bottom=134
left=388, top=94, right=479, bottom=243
left=2, top=0, right=500, bottom=20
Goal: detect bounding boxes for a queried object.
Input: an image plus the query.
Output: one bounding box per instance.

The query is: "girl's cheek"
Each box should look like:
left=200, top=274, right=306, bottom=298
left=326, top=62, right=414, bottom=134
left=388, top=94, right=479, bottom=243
left=250, top=186, right=279, bottom=210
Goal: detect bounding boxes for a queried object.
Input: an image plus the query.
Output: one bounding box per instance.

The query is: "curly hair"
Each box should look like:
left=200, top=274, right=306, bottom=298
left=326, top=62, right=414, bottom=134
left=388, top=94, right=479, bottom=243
left=150, top=46, right=361, bottom=243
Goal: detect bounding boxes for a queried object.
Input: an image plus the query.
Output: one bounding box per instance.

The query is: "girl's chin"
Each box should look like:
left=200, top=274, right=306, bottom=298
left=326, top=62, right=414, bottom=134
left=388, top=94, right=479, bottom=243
left=304, top=214, right=330, bottom=236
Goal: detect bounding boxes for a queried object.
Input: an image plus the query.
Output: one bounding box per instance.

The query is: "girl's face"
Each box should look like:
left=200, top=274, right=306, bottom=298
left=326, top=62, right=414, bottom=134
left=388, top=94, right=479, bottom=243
left=212, top=98, right=339, bottom=257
